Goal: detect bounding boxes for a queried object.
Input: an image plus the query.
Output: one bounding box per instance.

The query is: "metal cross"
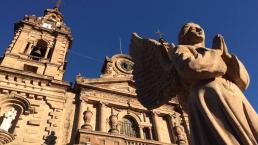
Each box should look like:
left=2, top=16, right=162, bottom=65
left=155, top=29, right=164, bottom=39
left=55, top=0, right=62, bottom=9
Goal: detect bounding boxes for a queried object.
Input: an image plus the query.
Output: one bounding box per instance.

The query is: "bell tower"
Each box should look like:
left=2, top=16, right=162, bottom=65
left=0, top=6, right=72, bottom=80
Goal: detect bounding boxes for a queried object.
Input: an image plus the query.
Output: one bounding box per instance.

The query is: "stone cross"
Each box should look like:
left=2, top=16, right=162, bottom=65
left=0, top=108, right=17, bottom=132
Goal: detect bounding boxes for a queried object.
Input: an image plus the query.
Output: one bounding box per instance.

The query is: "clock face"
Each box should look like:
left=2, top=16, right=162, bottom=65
left=42, top=22, right=52, bottom=29
left=116, top=59, right=133, bottom=74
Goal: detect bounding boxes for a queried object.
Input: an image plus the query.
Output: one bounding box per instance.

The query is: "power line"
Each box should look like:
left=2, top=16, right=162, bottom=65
left=69, top=50, right=102, bottom=63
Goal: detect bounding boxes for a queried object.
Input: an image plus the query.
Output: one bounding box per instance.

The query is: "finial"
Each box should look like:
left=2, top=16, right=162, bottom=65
left=155, top=29, right=167, bottom=43
left=119, top=38, right=123, bottom=54
left=54, top=0, right=62, bottom=10
left=155, top=29, right=164, bottom=39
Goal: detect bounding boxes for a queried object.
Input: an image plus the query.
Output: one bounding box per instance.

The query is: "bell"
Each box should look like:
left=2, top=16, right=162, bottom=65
left=32, top=49, right=42, bottom=57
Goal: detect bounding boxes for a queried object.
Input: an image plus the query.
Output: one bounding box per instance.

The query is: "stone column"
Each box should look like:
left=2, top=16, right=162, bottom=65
left=25, top=43, right=34, bottom=55
left=98, top=102, right=106, bottom=132
left=167, top=114, right=177, bottom=143
left=152, top=111, right=162, bottom=141
left=148, top=126, right=153, bottom=140
left=139, top=125, right=144, bottom=139
left=44, top=47, right=51, bottom=58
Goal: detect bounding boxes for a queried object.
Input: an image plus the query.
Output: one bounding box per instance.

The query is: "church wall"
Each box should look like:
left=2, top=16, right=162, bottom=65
left=9, top=27, right=30, bottom=54
left=62, top=92, right=76, bottom=145
left=74, top=83, right=183, bottom=145
left=10, top=94, right=53, bottom=145
left=0, top=67, right=75, bottom=145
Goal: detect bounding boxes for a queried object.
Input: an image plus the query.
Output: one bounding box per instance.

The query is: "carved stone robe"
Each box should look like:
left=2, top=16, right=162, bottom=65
left=172, top=45, right=258, bottom=145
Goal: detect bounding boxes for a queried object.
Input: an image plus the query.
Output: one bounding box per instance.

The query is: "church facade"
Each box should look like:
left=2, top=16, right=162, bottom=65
left=0, top=6, right=189, bottom=145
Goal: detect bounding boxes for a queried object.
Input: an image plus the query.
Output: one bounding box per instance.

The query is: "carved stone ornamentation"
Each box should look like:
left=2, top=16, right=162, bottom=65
left=172, top=112, right=187, bottom=145
left=174, top=125, right=187, bottom=144
left=100, top=54, right=134, bottom=79
left=81, top=107, right=93, bottom=131
left=0, top=129, right=15, bottom=145
left=109, top=108, right=119, bottom=134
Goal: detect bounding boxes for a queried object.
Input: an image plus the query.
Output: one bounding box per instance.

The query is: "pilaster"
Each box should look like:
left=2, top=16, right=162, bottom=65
left=151, top=111, right=162, bottom=142
left=98, top=101, right=107, bottom=132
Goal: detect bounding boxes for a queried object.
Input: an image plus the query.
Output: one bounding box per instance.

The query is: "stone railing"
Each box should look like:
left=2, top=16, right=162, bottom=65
left=26, top=55, right=49, bottom=63
left=28, top=55, right=43, bottom=61
left=125, top=136, right=172, bottom=145
left=76, top=130, right=176, bottom=145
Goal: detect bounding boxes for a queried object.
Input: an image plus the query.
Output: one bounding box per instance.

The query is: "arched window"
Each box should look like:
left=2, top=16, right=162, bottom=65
left=120, top=116, right=139, bottom=138
left=30, top=39, right=48, bottom=60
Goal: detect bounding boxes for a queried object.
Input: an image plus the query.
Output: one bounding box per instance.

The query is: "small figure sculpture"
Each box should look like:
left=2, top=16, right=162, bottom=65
left=174, top=125, right=187, bottom=144
left=0, top=108, right=17, bottom=132
left=172, top=112, right=187, bottom=144
left=130, top=22, right=258, bottom=145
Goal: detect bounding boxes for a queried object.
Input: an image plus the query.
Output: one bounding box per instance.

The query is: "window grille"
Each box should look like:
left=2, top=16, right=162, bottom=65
left=120, top=117, right=139, bottom=138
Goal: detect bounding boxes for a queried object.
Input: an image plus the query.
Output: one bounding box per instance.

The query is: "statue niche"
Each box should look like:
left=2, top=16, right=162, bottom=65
left=0, top=95, right=31, bottom=134
left=0, top=107, right=19, bottom=145
left=0, top=108, right=17, bottom=132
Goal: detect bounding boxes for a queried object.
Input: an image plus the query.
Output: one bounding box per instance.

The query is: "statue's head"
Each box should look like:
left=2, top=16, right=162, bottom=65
left=178, top=22, right=205, bottom=47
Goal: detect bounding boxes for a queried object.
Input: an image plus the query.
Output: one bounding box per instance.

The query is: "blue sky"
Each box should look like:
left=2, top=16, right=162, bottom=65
left=0, top=0, right=257, bottom=111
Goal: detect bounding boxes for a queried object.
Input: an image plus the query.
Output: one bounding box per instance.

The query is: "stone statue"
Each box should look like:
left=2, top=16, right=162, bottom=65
left=172, top=112, right=187, bottom=144
left=0, top=108, right=17, bottom=132
left=174, top=125, right=187, bottom=144
left=130, top=22, right=258, bottom=145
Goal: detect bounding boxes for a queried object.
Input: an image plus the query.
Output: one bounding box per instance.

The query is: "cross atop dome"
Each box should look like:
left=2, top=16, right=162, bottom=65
left=54, top=0, right=62, bottom=10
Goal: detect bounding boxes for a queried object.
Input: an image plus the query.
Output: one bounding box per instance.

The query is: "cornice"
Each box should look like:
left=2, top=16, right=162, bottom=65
left=79, top=83, right=136, bottom=98
left=0, top=66, right=71, bottom=87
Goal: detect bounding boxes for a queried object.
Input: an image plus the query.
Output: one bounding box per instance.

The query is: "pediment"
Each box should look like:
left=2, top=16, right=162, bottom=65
left=76, top=76, right=136, bottom=96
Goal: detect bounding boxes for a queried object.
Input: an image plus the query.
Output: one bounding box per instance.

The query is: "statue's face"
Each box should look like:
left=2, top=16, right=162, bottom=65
left=179, top=23, right=205, bottom=45
left=187, top=23, right=204, bottom=40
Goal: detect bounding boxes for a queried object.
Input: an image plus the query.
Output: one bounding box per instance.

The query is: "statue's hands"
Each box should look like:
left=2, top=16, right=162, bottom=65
left=219, top=34, right=232, bottom=60
left=212, top=34, right=232, bottom=60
